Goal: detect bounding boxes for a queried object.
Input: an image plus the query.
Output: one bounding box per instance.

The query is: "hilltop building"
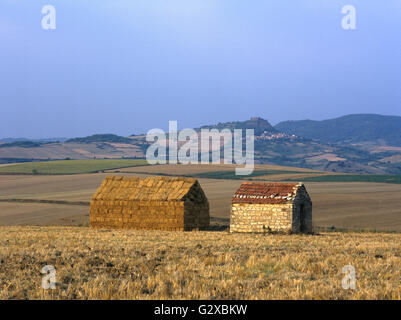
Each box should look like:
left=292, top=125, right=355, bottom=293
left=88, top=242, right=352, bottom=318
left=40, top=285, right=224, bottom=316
left=230, top=182, right=312, bottom=233
left=90, top=176, right=210, bottom=231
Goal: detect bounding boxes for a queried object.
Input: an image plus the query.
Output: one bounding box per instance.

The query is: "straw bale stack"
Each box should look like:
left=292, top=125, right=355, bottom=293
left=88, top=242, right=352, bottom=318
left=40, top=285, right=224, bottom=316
left=90, top=176, right=210, bottom=231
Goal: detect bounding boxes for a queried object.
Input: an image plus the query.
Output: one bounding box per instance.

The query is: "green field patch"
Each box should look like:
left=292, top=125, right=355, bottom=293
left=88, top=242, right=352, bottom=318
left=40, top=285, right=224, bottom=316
left=0, top=159, right=148, bottom=175
left=286, top=174, right=401, bottom=184
left=192, top=170, right=312, bottom=180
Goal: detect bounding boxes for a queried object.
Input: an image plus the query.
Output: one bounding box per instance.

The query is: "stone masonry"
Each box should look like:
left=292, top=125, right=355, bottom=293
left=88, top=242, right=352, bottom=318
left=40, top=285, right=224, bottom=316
left=230, top=182, right=312, bottom=234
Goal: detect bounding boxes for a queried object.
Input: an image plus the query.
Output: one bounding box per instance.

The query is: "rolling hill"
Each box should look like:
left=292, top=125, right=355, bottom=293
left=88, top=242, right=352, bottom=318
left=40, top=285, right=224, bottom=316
left=1, top=115, right=401, bottom=174
left=198, top=117, right=278, bottom=136
left=275, top=114, right=401, bottom=147
left=194, top=116, right=401, bottom=174
left=66, top=134, right=134, bottom=144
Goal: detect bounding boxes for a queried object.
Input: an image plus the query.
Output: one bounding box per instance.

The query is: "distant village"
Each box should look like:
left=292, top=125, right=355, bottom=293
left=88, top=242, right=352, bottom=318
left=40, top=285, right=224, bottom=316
left=255, top=131, right=297, bottom=141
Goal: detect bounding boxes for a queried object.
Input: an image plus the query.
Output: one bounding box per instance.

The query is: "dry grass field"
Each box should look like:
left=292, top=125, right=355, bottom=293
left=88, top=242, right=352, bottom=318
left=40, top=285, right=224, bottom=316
left=1, top=226, right=400, bottom=300
left=0, top=164, right=401, bottom=231
left=1, top=163, right=400, bottom=300
left=0, top=202, right=89, bottom=226
left=0, top=159, right=148, bottom=175
left=0, top=142, right=144, bottom=160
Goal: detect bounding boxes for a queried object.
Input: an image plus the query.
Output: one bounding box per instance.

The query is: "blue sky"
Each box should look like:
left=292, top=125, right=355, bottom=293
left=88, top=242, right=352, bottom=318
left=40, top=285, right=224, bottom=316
left=1, top=1, right=400, bottom=138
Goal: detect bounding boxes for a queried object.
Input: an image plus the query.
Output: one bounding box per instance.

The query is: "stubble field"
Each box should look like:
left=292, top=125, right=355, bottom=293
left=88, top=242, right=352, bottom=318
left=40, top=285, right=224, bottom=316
left=0, top=162, right=400, bottom=300
left=1, top=226, right=400, bottom=300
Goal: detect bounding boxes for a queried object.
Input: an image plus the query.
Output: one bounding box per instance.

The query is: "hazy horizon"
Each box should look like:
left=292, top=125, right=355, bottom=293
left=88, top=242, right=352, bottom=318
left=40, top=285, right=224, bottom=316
left=1, top=112, right=401, bottom=140
left=1, top=1, right=401, bottom=139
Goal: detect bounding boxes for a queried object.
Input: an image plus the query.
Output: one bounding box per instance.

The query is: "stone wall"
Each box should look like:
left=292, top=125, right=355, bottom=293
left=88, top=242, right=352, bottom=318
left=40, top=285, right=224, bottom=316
left=230, top=203, right=293, bottom=233
left=291, top=186, right=313, bottom=233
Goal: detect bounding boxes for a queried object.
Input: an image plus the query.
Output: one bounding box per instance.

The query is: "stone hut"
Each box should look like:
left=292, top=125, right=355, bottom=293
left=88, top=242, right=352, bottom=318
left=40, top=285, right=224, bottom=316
left=90, top=176, right=210, bottom=231
left=230, top=182, right=312, bottom=233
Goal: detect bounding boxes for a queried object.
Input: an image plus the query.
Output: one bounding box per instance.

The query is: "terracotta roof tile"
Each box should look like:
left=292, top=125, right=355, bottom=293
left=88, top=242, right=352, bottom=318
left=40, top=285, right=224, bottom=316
left=232, top=182, right=301, bottom=204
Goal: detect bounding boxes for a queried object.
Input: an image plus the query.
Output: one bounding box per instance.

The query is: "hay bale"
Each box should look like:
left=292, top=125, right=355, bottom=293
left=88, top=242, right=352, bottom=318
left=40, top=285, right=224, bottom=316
left=90, top=176, right=210, bottom=231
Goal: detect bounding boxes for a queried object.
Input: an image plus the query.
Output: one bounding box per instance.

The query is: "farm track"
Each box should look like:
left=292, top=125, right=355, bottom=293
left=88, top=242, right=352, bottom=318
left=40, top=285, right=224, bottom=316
left=0, top=199, right=90, bottom=206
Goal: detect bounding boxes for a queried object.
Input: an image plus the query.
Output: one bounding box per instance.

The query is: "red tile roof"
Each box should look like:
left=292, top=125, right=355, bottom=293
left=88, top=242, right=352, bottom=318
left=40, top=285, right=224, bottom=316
left=232, top=182, right=302, bottom=204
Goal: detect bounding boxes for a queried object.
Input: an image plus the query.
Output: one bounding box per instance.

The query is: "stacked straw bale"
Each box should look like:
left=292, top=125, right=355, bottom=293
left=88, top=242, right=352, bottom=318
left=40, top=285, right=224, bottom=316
left=90, top=176, right=210, bottom=231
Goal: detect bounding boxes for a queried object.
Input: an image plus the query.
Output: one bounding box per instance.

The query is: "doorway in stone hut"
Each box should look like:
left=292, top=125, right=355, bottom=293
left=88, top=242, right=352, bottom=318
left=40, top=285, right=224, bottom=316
left=299, top=204, right=306, bottom=232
